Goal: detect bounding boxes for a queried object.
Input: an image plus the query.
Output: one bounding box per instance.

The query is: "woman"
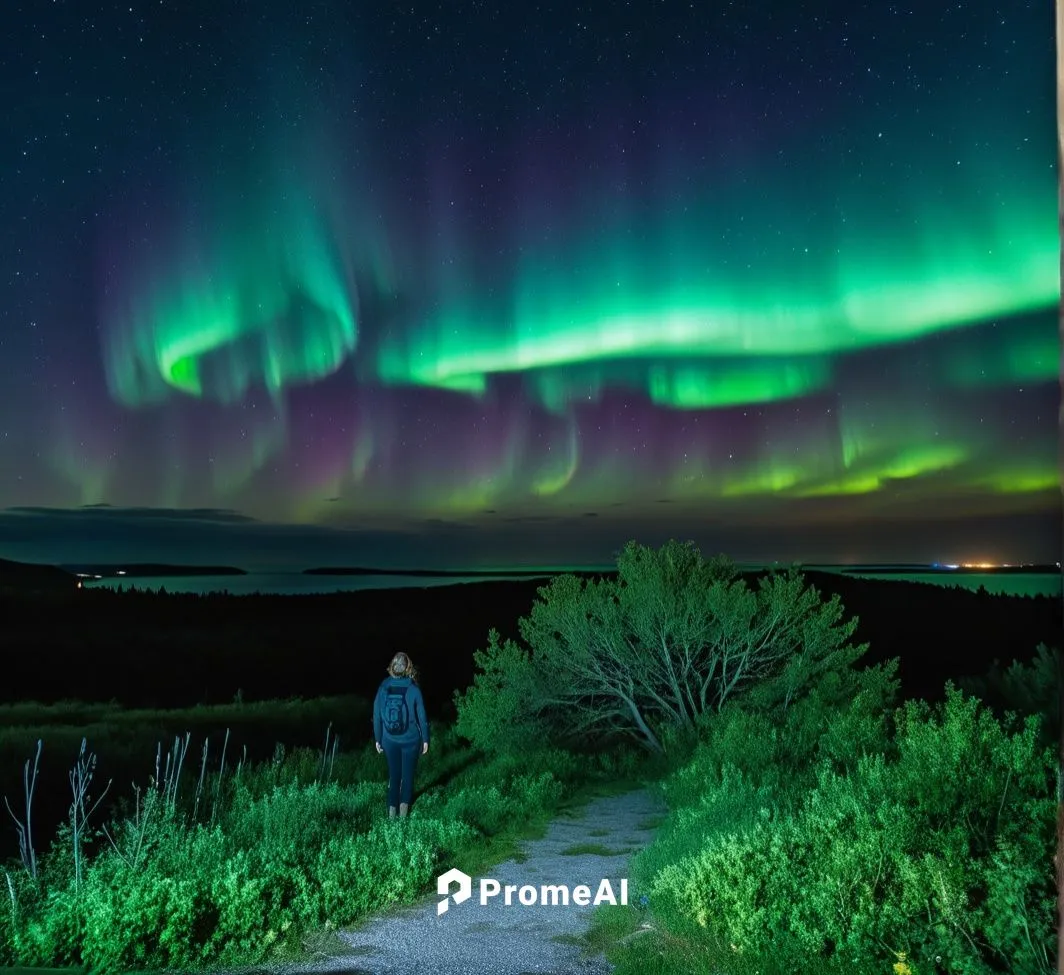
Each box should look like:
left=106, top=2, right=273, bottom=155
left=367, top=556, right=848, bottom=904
left=373, top=652, right=430, bottom=818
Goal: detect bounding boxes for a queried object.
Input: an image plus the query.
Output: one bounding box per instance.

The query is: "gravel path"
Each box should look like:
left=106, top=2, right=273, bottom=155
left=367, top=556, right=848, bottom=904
left=267, top=787, right=665, bottom=975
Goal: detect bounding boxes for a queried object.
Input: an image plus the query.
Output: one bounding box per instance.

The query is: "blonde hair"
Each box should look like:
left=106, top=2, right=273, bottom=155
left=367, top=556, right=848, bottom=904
left=387, top=652, right=417, bottom=680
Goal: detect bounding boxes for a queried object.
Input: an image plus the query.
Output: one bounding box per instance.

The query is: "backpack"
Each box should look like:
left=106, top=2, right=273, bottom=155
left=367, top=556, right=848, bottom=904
left=382, top=684, right=410, bottom=736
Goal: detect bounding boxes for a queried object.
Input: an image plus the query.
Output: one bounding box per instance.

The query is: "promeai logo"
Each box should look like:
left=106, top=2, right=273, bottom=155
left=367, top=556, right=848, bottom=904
left=436, top=868, right=627, bottom=913
left=437, top=868, right=473, bottom=915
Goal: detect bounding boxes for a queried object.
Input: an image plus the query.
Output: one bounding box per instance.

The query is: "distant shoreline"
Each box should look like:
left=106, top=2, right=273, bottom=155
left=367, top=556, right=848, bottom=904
left=17, top=560, right=1060, bottom=582
left=63, top=564, right=248, bottom=577
left=54, top=564, right=1064, bottom=600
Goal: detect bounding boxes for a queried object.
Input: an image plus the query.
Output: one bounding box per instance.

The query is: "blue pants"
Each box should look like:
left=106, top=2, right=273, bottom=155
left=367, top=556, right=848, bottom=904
left=382, top=738, right=420, bottom=807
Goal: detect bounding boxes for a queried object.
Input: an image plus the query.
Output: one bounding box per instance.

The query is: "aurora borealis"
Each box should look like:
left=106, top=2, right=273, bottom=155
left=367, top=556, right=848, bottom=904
left=0, top=1, right=1058, bottom=567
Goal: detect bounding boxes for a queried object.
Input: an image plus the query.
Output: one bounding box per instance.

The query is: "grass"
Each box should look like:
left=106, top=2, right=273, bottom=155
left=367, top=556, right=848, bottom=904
left=0, top=697, right=379, bottom=891
left=558, top=842, right=625, bottom=857
left=0, top=697, right=372, bottom=774
left=0, top=695, right=376, bottom=860
left=570, top=904, right=648, bottom=953
left=299, top=925, right=361, bottom=960
left=437, top=807, right=547, bottom=877
left=0, top=694, right=370, bottom=736
left=548, top=932, right=585, bottom=947
left=0, top=970, right=91, bottom=975
left=578, top=907, right=846, bottom=975
left=584, top=915, right=868, bottom=975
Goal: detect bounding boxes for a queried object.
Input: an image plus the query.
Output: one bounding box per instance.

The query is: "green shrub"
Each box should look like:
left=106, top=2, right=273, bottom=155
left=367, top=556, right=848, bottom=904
left=636, top=764, right=779, bottom=891
left=456, top=540, right=867, bottom=755
left=662, top=659, right=899, bottom=811
left=459, top=746, right=582, bottom=790
left=454, top=629, right=550, bottom=755
left=224, top=779, right=382, bottom=855
left=676, top=707, right=784, bottom=801
left=314, top=816, right=477, bottom=920
left=810, top=662, right=899, bottom=773
left=733, top=655, right=899, bottom=763
left=637, top=686, right=1056, bottom=974
left=960, top=643, right=1060, bottom=749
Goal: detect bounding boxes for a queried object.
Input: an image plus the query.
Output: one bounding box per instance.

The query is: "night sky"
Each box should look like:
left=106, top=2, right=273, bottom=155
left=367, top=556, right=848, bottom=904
left=0, top=1, right=1059, bottom=569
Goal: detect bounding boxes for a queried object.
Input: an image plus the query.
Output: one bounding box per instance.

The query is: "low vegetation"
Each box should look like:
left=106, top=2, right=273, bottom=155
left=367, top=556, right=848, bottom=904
left=0, top=539, right=1056, bottom=974
left=0, top=710, right=640, bottom=971
left=598, top=681, right=1056, bottom=974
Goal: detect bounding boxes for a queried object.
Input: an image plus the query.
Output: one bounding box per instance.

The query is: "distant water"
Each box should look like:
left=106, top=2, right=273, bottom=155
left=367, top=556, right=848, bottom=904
left=80, top=568, right=1062, bottom=598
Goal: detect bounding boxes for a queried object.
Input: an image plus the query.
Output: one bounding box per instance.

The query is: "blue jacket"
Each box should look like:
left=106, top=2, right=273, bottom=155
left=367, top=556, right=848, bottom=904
left=373, top=676, right=429, bottom=746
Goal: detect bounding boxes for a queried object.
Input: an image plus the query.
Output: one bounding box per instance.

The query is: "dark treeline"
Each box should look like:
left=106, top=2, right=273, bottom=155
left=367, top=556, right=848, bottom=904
left=1, top=571, right=1059, bottom=717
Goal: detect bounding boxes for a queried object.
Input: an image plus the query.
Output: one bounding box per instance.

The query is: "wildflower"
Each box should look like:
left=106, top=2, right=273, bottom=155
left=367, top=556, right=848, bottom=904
left=893, top=951, right=912, bottom=975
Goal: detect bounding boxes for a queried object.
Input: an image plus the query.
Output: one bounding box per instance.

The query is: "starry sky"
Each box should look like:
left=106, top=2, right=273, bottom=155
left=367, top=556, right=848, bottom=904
left=0, top=1, right=1059, bottom=569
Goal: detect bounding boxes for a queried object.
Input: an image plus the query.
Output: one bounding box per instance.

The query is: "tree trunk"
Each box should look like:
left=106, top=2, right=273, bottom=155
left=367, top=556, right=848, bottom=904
left=621, top=693, right=663, bottom=753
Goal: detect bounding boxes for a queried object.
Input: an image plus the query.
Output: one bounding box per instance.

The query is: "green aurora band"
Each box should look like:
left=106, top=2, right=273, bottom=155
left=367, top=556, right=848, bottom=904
left=104, top=174, right=358, bottom=408
left=376, top=155, right=1058, bottom=408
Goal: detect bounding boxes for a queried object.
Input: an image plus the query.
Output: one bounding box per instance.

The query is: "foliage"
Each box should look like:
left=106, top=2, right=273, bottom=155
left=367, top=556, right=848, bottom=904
left=637, top=661, right=898, bottom=890
left=959, top=643, right=1059, bottom=749
left=452, top=628, right=552, bottom=753
left=0, top=723, right=599, bottom=972
left=455, top=539, right=866, bottom=753
left=623, top=685, right=1055, bottom=975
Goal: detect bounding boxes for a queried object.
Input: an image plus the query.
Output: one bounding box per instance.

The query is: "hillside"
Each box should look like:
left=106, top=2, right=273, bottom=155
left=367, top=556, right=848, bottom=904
left=0, top=557, right=78, bottom=593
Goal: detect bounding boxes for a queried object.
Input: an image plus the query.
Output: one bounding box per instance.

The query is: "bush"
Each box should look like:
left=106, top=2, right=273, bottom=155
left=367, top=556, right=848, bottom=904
left=456, top=540, right=866, bottom=754
left=764, top=657, right=900, bottom=774
left=453, top=633, right=555, bottom=755
left=636, top=661, right=897, bottom=907
left=665, top=658, right=900, bottom=800
left=960, top=643, right=1059, bottom=749
left=635, top=686, right=1056, bottom=974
